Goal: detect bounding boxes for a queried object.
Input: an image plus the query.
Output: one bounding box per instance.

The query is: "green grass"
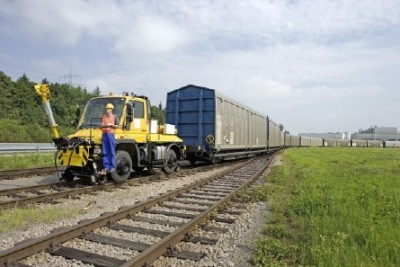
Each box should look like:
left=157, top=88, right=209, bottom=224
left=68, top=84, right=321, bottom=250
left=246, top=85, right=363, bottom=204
left=0, top=206, right=80, bottom=233
left=0, top=153, right=55, bottom=170
left=252, top=148, right=400, bottom=267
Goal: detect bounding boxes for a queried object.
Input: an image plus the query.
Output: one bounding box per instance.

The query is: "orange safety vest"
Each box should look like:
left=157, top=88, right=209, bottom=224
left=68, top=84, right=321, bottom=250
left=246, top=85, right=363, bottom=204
left=101, top=114, right=117, bottom=133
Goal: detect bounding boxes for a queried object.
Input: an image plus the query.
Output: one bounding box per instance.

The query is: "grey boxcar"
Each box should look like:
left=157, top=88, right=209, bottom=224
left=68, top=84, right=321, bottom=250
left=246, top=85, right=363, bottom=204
left=166, top=85, right=278, bottom=162
left=284, top=134, right=301, bottom=147
left=291, top=135, right=301, bottom=146
left=351, top=139, right=368, bottom=147
left=384, top=141, right=400, bottom=147
left=301, top=136, right=323, bottom=147
left=268, top=118, right=282, bottom=148
left=337, top=139, right=351, bottom=147
left=367, top=140, right=383, bottom=147
left=323, top=138, right=337, bottom=147
left=310, top=137, right=323, bottom=146
left=300, top=136, right=311, bottom=147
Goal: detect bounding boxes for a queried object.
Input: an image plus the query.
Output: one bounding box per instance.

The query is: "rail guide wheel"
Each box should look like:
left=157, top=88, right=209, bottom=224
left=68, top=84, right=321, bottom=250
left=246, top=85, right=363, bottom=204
left=61, top=168, right=75, bottom=181
left=162, top=149, right=179, bottom=174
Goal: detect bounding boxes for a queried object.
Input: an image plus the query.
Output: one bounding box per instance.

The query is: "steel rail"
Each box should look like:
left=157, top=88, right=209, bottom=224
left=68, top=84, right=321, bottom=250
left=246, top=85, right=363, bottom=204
left=122, top=156, right=272, bottom=267
left=0, top=161, right=241, bottom=210
left=0, top=158, right=255, bottom=265
left=0, top=180, right=79, bottom=196
left=0, top=166, right=59, bottom=180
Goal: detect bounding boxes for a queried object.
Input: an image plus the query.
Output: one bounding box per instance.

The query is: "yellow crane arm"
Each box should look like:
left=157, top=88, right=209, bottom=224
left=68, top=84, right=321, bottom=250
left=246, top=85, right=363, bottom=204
left=34, top=84, right=60, bottom=138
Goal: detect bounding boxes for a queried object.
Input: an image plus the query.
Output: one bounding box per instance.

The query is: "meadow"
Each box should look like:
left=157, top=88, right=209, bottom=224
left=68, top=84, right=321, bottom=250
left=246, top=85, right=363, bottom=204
left=252, top=147, right=400, bottom=267
left=0, top=153, right=54, bottom=170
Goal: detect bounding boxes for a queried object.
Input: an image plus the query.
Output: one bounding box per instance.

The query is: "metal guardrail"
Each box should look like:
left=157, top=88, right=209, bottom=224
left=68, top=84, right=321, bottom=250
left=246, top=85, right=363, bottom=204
left=0, top=143, right=56, bottom=154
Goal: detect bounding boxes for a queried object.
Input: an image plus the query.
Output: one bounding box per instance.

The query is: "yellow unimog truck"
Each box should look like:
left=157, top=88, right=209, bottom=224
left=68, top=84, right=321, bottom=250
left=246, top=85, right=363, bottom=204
left=34, top=84, right=184, bottom=184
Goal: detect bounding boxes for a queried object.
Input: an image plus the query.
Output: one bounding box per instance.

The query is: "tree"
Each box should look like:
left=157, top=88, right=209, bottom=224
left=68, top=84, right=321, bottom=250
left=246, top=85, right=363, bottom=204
left=92, top=86, right=101, bottom=97
left=151, top=103, right=165, bottom=124
left=0, top=71, right=100, bottom=142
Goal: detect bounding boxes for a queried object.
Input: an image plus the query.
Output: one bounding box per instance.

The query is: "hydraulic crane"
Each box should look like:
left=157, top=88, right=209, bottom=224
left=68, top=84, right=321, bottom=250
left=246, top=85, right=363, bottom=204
left=34, top=84, right=60, bottom=139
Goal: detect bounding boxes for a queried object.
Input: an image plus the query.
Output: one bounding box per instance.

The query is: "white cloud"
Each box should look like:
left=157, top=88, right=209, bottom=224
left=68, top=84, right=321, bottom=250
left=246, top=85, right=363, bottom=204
left=1, top=0, right=400, bottom=134
left=0, top=0, right=123, bottom=45
left=114, top=16, right=188, bottom=55
left=2, top=0, right=399, bottom=48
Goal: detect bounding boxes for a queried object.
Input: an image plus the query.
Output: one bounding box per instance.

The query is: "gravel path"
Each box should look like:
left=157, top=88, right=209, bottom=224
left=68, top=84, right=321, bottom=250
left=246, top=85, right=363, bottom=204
left=0, top=155, right=282, bottom=266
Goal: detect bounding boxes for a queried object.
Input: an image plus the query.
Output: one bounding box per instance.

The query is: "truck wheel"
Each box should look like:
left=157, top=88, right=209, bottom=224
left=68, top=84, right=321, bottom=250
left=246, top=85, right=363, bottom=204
left=111, top=150, right=132, bottom=183
left=162, top=149, right=178, bottom=174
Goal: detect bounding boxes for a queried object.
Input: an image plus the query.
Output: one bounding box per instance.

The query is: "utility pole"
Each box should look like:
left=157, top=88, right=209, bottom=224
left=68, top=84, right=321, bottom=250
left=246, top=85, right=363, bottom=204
left=60, top=66, right=80, bottom=89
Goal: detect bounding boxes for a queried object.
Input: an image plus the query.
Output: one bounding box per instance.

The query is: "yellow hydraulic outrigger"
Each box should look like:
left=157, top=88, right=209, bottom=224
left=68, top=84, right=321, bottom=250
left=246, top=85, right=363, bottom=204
left=34, top=84, right=60, bottom=139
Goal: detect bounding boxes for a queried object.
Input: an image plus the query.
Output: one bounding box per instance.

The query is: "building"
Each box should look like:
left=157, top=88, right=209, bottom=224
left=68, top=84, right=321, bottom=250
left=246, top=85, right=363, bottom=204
left=352, top=126, right=400, bottom=141
left=298, top=132, right=350, bottom=140
left=299, top=126, right=400, bottom=141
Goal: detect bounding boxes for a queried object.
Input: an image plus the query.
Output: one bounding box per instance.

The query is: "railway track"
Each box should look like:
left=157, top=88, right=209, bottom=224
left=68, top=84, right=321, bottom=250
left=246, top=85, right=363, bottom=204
left=0, top=167, right=59, bottom=180
left=0, top=155, right=273, bottom=266
left=0, top=161, right=239, bottom=210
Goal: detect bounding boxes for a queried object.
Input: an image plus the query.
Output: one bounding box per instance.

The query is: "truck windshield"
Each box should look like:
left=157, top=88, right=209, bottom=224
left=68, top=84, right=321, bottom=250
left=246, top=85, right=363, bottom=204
left=79, top=97, right=125, bottom=129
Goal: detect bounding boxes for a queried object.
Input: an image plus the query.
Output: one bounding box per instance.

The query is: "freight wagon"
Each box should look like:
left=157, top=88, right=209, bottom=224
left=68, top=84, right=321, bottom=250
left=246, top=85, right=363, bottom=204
left=367, top=140, right=384, bottom=147
left=384, top=141, right=400, bottom=147
left=300, top=136, right=323, bottom=147
left=166, top=85, right=283, bottom=163
left=351, top=139, right=368, bottom=147
left=284, top=134, right=300, bottom=147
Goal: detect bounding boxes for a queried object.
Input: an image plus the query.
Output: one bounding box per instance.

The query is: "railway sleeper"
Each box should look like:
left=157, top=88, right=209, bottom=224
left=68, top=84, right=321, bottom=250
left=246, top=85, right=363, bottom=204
left=52, top=234, right=206, bottom=264
left=127, top=215, right=184, bottom=227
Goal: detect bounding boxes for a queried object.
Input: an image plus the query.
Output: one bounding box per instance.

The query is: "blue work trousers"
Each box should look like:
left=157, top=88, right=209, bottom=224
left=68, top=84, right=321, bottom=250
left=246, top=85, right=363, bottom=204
left=102, top=133, right=116, bottom=170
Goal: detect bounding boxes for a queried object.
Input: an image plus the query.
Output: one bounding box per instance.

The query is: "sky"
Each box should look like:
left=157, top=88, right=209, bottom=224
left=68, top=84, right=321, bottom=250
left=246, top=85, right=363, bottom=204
left=1, top=0, right=399, bottom=135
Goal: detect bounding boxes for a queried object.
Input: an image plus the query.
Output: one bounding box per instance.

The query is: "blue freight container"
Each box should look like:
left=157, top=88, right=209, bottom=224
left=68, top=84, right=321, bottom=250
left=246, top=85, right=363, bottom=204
left=166, top=85, right=216, bottom=156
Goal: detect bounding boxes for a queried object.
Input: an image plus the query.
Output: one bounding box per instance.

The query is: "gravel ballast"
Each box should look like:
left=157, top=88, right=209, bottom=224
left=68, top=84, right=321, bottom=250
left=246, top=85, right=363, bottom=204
left=0, top=155, right=282, bottom=266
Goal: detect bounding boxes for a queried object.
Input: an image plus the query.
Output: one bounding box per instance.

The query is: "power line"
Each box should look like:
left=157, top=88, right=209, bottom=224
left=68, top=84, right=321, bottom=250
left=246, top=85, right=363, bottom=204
left=59, top=66, right=81, bottom=88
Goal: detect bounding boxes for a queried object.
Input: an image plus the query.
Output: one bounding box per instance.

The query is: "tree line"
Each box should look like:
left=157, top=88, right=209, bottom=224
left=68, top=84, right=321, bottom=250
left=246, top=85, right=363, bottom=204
left=0, top=71, right=165, bottom=143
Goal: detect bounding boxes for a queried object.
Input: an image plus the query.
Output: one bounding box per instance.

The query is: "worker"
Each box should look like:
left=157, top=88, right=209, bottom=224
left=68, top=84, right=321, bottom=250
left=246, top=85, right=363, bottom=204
left=99, top=103, right=120, bottom=175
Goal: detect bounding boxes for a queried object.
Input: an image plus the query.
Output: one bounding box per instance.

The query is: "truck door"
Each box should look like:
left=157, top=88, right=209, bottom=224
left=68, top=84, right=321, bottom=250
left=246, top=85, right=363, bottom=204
left=129, top=100, right=148, bottom=135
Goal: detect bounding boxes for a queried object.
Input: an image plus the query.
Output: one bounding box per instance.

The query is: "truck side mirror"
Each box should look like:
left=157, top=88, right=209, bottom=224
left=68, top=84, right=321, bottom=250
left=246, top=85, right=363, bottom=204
left=75, top=105, right=82, bottom=118
left=125, top=103, right=134, bottom=130
left=71, top=118, right=79, bottom=127
left=126, top=103, right=134, bottom=123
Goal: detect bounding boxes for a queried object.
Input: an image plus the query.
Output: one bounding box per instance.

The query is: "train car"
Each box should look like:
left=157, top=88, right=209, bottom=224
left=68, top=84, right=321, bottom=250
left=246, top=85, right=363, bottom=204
left=384, top=141, right=400, bottom=147
left=324, top=138, right=351, bottom=147
left=301, top=136, right=323, bottom=147
left=310, top=137, right=323, bottom=146
left=337, top=139, right=351, bottom=147
left=166, top=85, right=275, bottom=163
left=351, top=139, right=368, bottom=147
left=323, top=138, right=337, bottom=147
left=284, top=134, right=301, bottom=147
left=268, top=118, right=282, bottom=149
left=284, top=133, right=291, bottom=147
left=291, top=135, right=301, bottom=147
left=367, top=140, right=384, bottom=147
left=280, top=131, right=285, bottom=147
left=300, top=136, right=311, bottom=147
